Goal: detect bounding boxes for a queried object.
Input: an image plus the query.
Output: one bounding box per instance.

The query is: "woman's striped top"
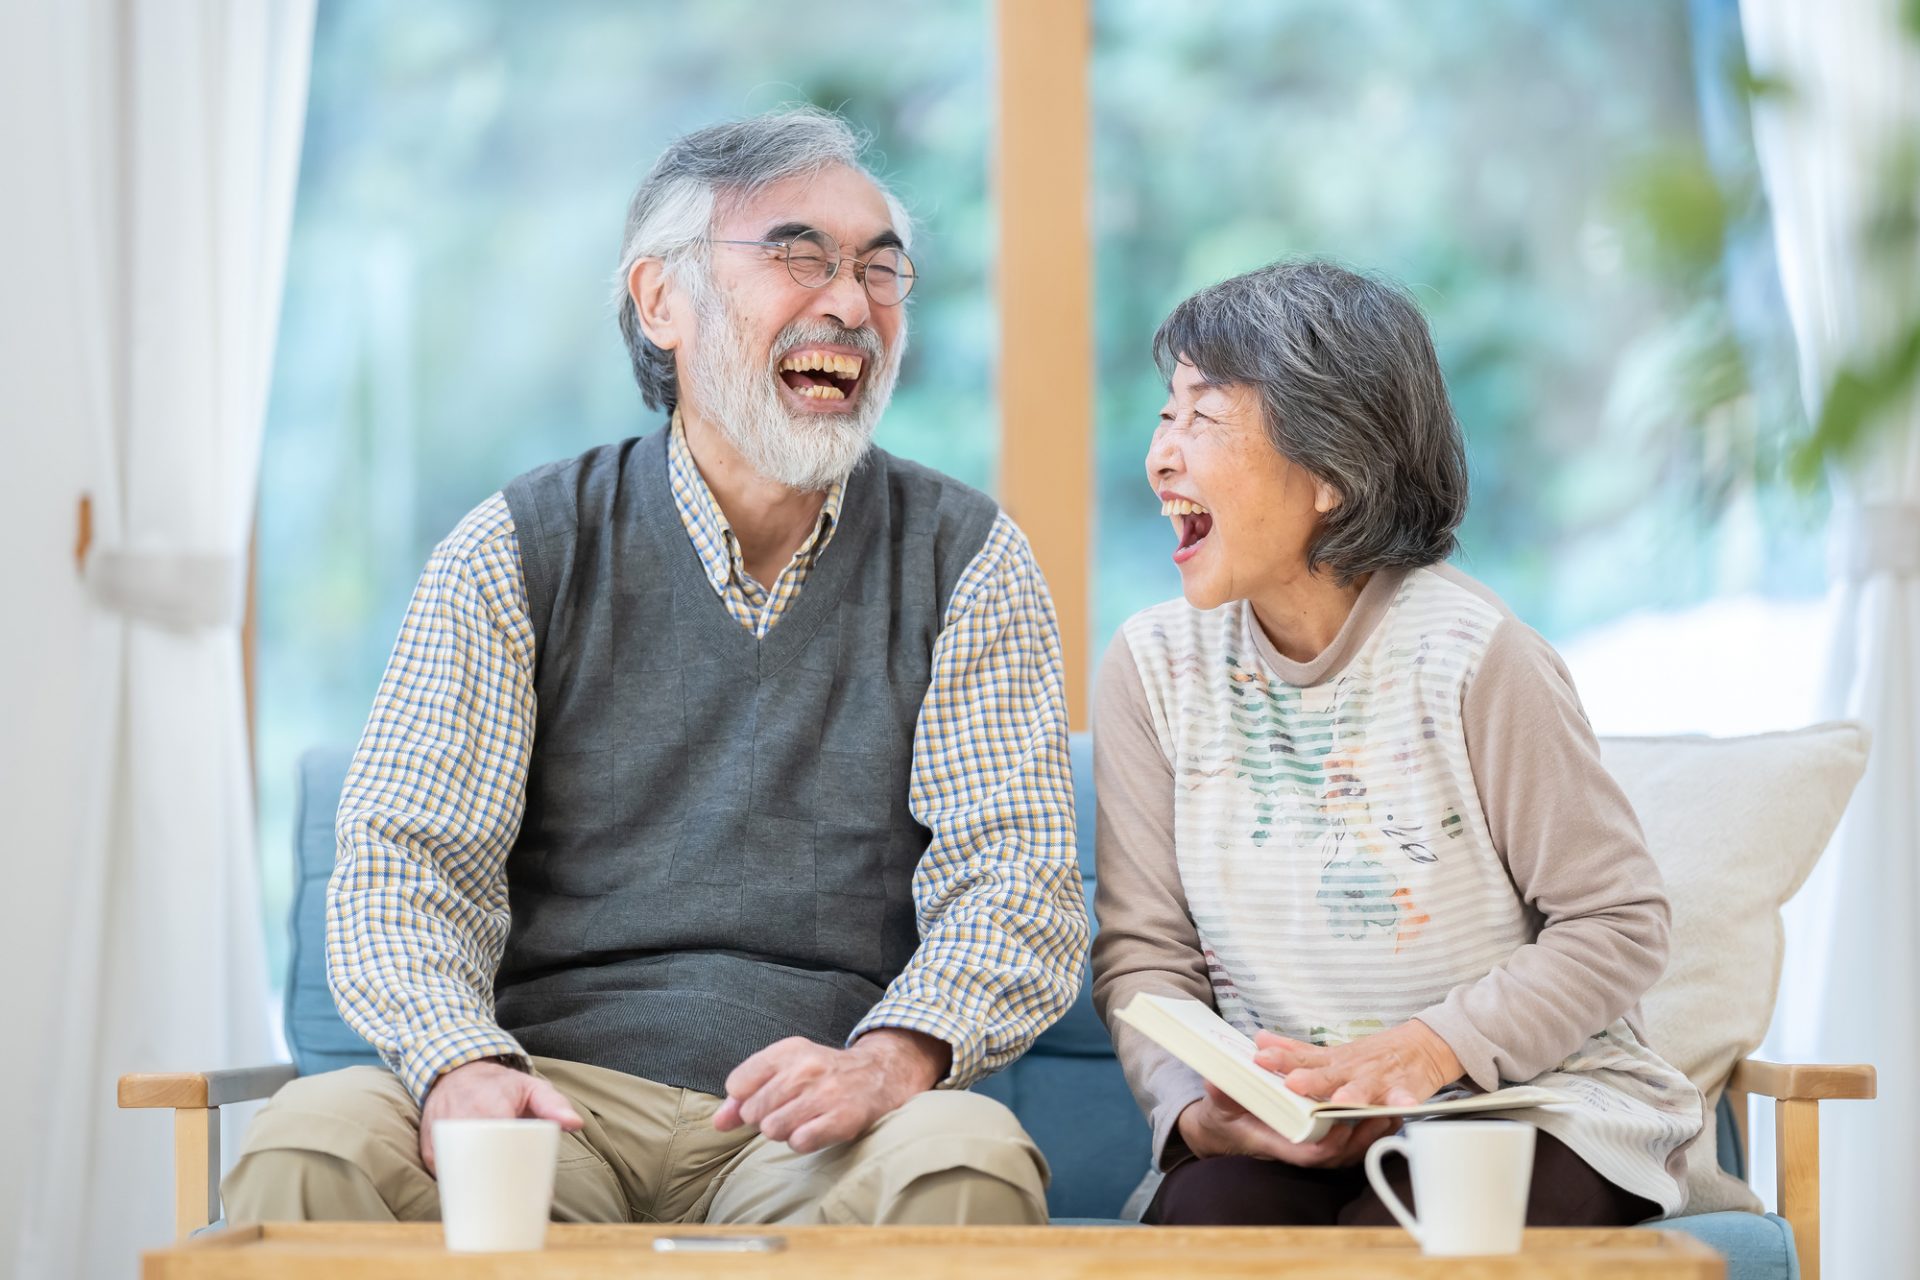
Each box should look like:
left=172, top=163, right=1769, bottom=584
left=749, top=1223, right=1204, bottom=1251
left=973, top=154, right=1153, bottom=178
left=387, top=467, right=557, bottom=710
left=1091, top=563, right=1702, bottom=1214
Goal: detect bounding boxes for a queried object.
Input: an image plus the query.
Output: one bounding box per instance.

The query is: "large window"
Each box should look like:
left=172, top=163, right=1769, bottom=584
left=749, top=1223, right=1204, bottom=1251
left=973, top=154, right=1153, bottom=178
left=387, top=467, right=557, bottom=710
left=257, top=0, right=993, bottom=978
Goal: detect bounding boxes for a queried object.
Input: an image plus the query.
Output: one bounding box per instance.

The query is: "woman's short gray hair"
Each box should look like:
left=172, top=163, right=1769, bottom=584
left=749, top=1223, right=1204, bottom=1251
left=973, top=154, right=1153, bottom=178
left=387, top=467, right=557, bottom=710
left=613, top=106, right=911, bottom=412
left=1152, top=259, right=1469, bottom=584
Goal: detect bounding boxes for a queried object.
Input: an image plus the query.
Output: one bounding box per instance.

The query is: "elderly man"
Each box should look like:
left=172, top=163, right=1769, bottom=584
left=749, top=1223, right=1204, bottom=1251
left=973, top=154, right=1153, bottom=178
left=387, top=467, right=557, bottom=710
left=224, top=107, right=1086, bottom=1227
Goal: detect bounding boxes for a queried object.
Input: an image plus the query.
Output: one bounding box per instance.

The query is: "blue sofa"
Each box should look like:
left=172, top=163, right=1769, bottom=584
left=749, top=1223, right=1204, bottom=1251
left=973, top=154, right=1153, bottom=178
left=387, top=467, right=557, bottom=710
left=281, top=737, right=1800, bottom=1278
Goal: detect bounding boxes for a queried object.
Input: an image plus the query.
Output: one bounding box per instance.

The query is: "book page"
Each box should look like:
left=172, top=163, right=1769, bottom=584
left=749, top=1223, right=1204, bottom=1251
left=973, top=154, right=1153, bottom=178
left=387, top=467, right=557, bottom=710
left=1114, top=994, right=1318, bottom=1139
left=1314, top=1085, right=1574, bottom=1120
left=1115, top=995, right=1574, bottom=1141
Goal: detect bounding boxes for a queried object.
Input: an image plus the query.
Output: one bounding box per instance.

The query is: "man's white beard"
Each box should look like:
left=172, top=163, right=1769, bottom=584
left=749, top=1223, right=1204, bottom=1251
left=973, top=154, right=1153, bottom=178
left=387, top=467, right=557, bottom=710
left=686, top=288, right=903, bottom=493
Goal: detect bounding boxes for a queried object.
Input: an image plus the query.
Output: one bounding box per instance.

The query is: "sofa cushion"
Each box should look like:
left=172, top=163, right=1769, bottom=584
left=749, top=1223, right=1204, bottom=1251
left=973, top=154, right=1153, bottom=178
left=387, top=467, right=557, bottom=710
left=1652, top=1211, right=1799, bottom=1280
left=284, top=747, right=382, bottom=1076
left=1600, top=725, right=1867, bottom=1214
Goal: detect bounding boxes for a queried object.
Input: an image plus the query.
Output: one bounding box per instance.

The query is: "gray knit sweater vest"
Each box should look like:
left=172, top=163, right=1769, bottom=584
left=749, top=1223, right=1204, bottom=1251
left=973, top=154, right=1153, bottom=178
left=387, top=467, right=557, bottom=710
left=495, top=427, right=998, bottom=1095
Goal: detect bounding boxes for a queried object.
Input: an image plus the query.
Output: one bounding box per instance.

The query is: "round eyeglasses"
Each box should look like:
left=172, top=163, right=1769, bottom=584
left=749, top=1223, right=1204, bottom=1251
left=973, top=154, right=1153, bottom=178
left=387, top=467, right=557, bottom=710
left=710, top=229, right=916, bottom=305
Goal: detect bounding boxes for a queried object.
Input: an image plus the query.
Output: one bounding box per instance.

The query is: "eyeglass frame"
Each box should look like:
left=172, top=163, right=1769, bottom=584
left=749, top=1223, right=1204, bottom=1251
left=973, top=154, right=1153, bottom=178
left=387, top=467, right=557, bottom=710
left=707, top=231, right=917, bottom=305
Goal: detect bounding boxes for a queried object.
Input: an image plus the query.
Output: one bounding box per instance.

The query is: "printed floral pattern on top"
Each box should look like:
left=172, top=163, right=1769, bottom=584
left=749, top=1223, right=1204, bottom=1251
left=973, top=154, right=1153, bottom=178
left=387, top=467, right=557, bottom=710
left=1223, top=651, right=1438, bottom=955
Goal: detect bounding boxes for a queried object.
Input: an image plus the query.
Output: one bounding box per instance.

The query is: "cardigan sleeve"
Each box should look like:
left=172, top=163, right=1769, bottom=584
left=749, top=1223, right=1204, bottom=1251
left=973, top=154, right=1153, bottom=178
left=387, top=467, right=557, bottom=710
left=1088, top=631, right=1213, bottom=1169
left=1413, top=617, right=1672, bottom=1090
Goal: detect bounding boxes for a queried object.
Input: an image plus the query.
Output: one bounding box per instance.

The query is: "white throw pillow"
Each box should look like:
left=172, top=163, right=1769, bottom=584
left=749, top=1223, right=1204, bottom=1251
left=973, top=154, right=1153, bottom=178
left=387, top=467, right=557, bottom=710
left=1599, top=723, right=1869, bottom=1215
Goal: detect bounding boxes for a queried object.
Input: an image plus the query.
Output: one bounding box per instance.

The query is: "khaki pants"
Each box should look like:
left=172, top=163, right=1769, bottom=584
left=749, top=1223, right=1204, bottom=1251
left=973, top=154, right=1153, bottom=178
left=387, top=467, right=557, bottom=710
left=223, top=1058, right=1049, bottom=1226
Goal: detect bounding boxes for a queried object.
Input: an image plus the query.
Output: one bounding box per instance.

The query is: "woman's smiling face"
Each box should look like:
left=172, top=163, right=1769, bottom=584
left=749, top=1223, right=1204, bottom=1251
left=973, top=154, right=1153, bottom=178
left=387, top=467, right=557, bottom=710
left=1146, top=358, right=1341, bottom=611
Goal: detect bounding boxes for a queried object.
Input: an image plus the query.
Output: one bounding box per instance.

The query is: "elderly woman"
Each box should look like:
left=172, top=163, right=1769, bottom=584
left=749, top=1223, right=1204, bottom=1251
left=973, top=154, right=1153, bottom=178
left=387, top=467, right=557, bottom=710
left=1091, top=260, right=1702, bottom=1228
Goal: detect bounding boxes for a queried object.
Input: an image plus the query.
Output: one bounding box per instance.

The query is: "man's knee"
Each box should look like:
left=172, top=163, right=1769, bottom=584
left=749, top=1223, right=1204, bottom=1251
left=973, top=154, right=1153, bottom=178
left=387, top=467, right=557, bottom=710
left=888, top=1165, right=1046, bottom=1225
left=225, top=1066, right=437, bottom=1223
left=882, top=1089, right=1034, bottom=1149
left=855, top=1091, right=1050, bottom=1224
left=243, top=1065, right=418, bottom=1137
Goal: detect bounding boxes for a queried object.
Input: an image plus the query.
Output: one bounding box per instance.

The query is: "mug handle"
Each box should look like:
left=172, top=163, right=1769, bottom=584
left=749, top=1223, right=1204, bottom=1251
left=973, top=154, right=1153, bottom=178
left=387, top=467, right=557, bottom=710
left=1363, top=1133, right=1424, bottom=1247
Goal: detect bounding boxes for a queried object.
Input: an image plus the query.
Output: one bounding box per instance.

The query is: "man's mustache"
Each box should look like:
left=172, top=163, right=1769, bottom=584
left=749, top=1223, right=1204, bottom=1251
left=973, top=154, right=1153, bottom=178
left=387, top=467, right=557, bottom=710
left=769, top=321, right=883, bottom=362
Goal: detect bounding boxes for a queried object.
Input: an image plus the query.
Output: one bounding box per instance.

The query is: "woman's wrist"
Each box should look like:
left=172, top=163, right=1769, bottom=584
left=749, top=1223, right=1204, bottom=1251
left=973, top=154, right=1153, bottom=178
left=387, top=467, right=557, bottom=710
left=1404, top=1019, right=1465, bottom=1091
left=1174, top=1097, right=1216, bottom=1158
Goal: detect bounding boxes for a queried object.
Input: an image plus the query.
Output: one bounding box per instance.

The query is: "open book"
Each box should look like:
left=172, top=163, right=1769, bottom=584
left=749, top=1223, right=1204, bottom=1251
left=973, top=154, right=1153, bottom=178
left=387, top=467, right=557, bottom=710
left=1114, top=993, right=1572, bottom=1144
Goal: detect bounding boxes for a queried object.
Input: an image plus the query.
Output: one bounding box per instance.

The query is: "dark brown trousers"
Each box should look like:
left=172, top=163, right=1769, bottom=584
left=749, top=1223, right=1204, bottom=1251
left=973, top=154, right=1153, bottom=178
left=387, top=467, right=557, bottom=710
left=1145, top=1130, right=1658, bottom=1228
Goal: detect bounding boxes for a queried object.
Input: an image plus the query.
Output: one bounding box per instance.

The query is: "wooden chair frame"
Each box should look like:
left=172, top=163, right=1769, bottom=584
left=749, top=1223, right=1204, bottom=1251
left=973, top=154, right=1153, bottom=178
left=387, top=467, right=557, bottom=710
left=118, top=1065, right=296, bottom=1241
left=1720, top=1058, right=1876, bottom=1280
left=122, top=1056, right=1872, bottom=1279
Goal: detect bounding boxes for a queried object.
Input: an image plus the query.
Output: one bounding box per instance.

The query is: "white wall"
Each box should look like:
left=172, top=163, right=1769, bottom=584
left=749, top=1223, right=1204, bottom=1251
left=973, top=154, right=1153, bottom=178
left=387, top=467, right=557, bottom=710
left=0, top=0, right=105, bottom=1262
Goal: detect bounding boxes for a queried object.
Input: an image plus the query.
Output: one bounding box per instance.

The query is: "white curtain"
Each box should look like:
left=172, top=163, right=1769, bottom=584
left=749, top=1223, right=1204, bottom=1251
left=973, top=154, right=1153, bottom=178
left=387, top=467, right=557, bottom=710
left=1742, top=1, right=1920, bottom=1276
left=14, top=3, right=315, bottom=1277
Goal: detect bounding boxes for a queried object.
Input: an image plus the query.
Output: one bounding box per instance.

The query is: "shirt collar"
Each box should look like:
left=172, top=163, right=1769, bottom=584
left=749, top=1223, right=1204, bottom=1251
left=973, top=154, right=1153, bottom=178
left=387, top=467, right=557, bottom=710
left=666, top=409, right=845, bottom=590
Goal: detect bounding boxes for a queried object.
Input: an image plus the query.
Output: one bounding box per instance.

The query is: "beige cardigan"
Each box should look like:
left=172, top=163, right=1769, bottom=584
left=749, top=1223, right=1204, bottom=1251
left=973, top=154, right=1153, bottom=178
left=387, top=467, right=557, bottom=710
left=1089, top=564, right=1699, bottom=1209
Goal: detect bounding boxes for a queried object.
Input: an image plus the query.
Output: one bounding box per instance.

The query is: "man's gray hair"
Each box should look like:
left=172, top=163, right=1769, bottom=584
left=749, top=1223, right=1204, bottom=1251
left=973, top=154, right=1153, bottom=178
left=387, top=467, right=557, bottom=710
left=1152, top=259, right=1469, bottom=584
left=613, top=106, right=911, bottom=412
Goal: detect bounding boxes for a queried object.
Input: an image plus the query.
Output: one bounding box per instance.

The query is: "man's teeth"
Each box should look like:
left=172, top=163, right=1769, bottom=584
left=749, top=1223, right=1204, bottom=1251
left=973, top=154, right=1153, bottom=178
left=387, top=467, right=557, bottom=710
left=1159, top=499, right=1210, bottom=516
left=778, top=351, right=865, bottom=378
left=796, top=384, right=847, bottom=400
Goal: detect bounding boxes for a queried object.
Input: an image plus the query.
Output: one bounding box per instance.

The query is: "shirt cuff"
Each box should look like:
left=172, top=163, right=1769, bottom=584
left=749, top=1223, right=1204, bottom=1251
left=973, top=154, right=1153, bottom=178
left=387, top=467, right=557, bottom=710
left=1412, top=1006, right=1501, bottom=1094
left=1149, top=1079, right=1208, bottom=1171
left=400, top=1022, right=531, bottom=1105
left=848, top=1000, right=984, bottom=1090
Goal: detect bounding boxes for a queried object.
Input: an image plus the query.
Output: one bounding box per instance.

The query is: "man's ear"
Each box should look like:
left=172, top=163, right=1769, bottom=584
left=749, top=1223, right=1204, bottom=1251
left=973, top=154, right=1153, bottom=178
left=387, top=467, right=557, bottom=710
left=629, top=258, right=681, bottom=352
left=1312, top=478, right=1343, bottom=515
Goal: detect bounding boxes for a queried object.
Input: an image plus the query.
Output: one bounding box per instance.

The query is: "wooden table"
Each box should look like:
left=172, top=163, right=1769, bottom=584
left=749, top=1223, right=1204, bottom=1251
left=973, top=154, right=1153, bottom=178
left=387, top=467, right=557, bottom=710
left=144, top=1223, right=1725, bottom=1278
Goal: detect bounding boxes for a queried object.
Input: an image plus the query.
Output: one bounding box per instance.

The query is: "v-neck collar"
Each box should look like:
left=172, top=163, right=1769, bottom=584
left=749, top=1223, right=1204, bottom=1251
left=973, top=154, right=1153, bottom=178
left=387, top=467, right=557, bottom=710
left=636, top=427, right=880, bottom=675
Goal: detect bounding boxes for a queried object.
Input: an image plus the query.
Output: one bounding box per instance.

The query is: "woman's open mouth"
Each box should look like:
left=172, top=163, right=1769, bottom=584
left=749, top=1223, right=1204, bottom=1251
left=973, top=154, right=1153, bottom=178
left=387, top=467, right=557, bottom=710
left=1162, top=496, right=1214, bottom=565
left=776, top=347, right=866, bottom=409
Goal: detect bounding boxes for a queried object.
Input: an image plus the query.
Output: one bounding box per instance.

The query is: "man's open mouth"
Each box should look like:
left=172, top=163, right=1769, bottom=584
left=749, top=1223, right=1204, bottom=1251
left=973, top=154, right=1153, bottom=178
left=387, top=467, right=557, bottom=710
left=776, top=348, right=866, bottom=403
left=1162, top=496, right=1214, bottom=563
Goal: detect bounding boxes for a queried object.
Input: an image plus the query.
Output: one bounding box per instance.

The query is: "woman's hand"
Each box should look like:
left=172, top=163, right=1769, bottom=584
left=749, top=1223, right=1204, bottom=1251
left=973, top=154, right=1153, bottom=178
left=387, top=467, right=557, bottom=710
left=1253, top=1019, right=1464, bottom=1106
left=1174, top=1083, right=1399, bottom=1168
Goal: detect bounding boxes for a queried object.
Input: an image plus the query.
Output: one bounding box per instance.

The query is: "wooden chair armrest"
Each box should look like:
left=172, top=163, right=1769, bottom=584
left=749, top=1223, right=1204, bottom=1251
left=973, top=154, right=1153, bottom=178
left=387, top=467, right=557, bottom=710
left=118, top=1063, right=297, bottom=1110
left=1722, top=1058, right=1876, bottom=1280
left=118, top=1063, right=298, bottom=1240
left=1729, top=1058, right=1876, bottom=1101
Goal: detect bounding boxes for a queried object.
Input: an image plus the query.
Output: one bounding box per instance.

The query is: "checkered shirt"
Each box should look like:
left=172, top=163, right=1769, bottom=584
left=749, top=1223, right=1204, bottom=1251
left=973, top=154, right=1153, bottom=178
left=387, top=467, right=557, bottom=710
left=328, top=427, right=1088, bottom=1103
left=666, top=412, right=846, bottom=636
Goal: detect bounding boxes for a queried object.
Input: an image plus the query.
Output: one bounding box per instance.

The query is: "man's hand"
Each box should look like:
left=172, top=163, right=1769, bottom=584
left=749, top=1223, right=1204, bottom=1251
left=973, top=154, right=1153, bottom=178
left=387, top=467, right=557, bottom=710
left=713, top=1029, right=951, bottom=1155
left=419, top=1059, right=585, bottom=1175
left=1253, top=1019, right=1464, bottom=1107
left=1175, top=1083, right=1398, bottom=1167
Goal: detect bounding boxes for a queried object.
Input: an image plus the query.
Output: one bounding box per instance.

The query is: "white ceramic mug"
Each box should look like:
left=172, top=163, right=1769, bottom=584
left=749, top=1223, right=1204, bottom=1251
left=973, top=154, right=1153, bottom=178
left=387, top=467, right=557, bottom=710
left=432, top=1118, right=561, bottom=1252
left=1362, top=1119, right=1536, bottom=1256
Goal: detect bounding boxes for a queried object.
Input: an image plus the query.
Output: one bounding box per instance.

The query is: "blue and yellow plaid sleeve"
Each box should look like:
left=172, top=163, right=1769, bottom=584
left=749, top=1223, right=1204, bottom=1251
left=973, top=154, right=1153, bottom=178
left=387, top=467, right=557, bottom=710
left=327, top=492, right=537, bottom=1104
left=849, top=513, right=1091, bottom=1087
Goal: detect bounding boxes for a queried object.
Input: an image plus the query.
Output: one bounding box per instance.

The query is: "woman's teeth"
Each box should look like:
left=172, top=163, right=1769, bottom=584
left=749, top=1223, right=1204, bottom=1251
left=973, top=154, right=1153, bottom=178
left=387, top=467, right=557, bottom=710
left=1165, top=498, right=1215, bottom=561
